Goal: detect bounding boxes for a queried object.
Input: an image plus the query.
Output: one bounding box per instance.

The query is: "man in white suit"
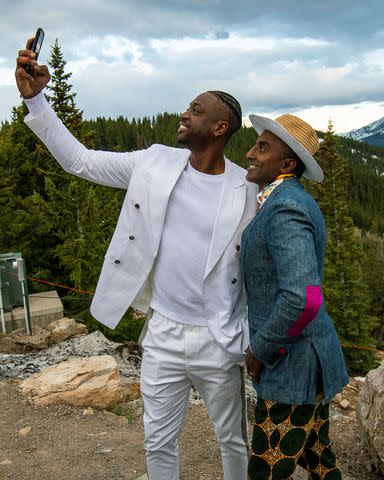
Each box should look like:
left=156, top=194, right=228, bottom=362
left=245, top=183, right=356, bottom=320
left=16, top=39, right=257, bottom=480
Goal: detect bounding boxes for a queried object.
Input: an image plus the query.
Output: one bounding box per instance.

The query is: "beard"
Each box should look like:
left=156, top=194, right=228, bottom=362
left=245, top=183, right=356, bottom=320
left=177, top=133, right=188, bottom=146
left=177, top=130, right=212, bottom=150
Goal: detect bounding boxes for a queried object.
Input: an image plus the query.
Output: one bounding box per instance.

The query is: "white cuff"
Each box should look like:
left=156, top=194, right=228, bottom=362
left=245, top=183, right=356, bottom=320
left=24, top=91, right=50, bottom=117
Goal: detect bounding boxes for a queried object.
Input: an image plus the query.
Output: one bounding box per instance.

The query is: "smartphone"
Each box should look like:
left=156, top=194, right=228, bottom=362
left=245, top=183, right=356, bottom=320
left=23, top=28, right=45, bottom=75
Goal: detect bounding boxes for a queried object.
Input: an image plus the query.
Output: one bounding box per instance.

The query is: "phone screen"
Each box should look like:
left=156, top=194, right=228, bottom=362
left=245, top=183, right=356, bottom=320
left=23, top=28, right=45, bottom=75
left=32, top=28, right=45, bottom=58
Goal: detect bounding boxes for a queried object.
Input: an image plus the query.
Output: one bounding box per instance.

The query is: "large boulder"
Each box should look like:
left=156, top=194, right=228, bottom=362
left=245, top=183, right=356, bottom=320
left=19, top=355, right=140, bottom=409
left=0, top=318, right=87, bottom=354
left=356, top=362, right=384, bottom=474
left=46, top=317, right=88, bottom=344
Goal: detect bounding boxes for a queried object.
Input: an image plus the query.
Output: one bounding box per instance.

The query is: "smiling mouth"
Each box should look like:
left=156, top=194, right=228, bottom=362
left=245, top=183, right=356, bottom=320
left=177, top=122, right=189, bottom=134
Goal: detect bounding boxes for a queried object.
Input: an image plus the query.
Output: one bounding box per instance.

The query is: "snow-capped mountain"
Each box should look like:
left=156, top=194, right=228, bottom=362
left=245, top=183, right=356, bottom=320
left=340, top=117, right=384, bottom=147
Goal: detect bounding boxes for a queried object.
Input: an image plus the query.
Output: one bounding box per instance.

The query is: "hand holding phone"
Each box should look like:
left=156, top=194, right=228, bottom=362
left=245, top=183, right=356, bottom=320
left=23, top=28, right=45, bottom=75
left=16, top=28, right=51, bottom=99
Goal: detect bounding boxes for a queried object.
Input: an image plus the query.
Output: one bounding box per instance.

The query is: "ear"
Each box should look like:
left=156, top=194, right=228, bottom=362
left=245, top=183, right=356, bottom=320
left=280, top=158, right=297, bottom=173
left=213, top=121, right=229, bottom=137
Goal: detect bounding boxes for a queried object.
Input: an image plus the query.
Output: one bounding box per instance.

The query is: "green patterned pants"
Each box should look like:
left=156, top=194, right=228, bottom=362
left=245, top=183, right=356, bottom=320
left=248, top=396, right=342, bottom=480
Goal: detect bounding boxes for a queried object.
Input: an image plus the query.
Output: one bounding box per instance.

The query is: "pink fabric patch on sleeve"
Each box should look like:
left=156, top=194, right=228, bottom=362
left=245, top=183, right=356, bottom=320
left=287, top=286, right=323, bottom=337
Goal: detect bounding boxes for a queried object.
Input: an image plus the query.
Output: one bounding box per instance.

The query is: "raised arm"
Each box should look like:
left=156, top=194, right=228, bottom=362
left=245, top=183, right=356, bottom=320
left=16, top=38, right=142, bottom=189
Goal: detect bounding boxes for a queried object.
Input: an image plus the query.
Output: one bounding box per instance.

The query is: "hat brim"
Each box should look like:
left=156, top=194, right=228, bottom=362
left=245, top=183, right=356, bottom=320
left=249, top=114, right=324, bottom=182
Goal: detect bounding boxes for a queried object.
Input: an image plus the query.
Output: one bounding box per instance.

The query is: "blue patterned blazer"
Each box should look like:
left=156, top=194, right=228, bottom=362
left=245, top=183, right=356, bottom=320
left=242, top=177, right=348, bottom=404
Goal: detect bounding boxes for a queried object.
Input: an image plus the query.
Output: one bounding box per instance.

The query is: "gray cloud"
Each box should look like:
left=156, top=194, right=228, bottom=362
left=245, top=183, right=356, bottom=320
left=1, top=0, right=384, bottom=127
left=3, top=0, right=383, bottom=53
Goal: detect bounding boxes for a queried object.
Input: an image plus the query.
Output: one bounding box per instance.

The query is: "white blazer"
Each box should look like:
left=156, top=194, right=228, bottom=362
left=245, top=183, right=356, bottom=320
left=25, top=102, right=258, bottom=361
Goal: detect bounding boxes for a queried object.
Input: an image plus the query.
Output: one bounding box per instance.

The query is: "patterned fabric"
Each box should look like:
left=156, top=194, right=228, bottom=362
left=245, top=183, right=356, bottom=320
left=256, top=175, right=295, bottom=209
left=248, top=396, right=341, bottom=480
left=257, top=178, right=285, bottom=208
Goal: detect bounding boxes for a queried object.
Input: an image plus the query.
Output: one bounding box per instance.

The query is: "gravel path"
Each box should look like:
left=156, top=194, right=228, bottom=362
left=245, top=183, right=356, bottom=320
left=1, top=330, right=382, bottom=480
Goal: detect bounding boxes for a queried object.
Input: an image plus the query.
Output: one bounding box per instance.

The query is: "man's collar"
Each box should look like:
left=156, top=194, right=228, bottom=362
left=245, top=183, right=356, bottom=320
left=257, top=174, right=295, bottom=208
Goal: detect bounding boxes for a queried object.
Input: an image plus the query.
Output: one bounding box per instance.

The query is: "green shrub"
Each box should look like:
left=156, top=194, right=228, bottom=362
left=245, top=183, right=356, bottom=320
left=108, top=405, right=135, bottom=422
left=74, top=307, right=146, bottom=343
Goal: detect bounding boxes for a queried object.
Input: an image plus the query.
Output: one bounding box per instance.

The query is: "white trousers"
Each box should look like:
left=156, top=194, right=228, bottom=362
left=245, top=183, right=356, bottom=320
left=140, top=311, right=248, bottom=480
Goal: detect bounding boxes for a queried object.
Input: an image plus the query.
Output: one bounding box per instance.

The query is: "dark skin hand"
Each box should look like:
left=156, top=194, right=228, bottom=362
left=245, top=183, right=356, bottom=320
left=245, top=347, right=263, bottom=383
left=15, top=38, right=51, bottom=99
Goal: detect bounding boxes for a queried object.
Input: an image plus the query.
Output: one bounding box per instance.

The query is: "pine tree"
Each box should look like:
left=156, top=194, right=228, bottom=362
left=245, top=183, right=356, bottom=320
left=360, top=233, right=384, bottom=347
left=0, top=103, right=53, bottom=276
left=46, top=39, right=83, bottom=135
left=307, top=122, right=379, bottom=373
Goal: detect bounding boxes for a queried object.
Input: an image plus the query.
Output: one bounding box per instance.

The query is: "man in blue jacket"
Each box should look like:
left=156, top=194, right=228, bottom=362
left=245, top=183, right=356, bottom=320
left=242, top=113, right=349, bottom=479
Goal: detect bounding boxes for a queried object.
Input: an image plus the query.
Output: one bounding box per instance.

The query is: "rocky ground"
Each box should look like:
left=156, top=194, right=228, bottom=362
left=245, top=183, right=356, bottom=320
left=0, top=323, right=383, bottom=480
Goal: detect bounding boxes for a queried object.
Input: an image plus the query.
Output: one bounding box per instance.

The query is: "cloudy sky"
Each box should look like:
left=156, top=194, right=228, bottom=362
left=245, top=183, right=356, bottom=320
left=1, top=0, right=384, bottom=133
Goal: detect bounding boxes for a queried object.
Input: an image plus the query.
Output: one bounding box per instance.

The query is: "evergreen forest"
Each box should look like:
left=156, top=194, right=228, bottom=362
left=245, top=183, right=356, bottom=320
left=1, top=41, right=383, bottom=373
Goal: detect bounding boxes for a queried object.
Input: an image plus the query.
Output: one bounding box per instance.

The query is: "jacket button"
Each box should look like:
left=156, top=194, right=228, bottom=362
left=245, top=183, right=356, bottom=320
left=231, top=278, right=237, bottom=284
left=134, top=203, right=140, bottom=209
left=236, top=245, right=240, bottom=251
left=129, top=235, right=135, bottom=240
left=114, top=259, right=120, bottom=264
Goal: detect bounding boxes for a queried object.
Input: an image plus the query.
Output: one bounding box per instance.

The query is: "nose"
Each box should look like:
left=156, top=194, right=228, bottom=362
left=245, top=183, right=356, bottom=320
left=246, top=145, right=257, bottom=161
left=180, top=109, right=189, bottom=121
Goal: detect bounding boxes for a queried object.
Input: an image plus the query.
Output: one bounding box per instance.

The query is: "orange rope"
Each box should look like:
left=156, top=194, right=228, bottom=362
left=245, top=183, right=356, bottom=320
left=341, top=343, right=384, bottom=353
left=6, top=270, right=94, bottom=295
left=5, top=272, right=384, bottom=353
left=26, top=275, right=94, bottom=296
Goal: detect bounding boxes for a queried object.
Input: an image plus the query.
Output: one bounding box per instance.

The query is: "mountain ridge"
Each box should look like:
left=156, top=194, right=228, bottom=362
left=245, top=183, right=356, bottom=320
left=340, top=116, right=384, bottom=147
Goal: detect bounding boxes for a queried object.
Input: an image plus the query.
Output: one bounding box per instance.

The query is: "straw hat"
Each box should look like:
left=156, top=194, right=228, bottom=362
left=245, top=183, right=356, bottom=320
left=249, top=113, right=324, bottom=182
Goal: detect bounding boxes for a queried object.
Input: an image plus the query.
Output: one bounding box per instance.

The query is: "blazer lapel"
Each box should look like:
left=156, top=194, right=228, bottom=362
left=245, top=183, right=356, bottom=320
left=242, top=178, right=302, bottom=248
left=149, top=148, right=190, bottom=248
left=204, top=159, right=246, bottom=279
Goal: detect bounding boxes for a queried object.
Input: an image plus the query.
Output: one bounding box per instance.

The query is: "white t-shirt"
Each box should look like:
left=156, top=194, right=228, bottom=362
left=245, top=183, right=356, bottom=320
left=151, top=161, right=224, bottom=326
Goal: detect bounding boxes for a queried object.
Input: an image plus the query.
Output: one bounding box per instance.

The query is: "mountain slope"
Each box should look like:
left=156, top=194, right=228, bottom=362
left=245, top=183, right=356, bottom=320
left=341, top=117, right=384, bottom=147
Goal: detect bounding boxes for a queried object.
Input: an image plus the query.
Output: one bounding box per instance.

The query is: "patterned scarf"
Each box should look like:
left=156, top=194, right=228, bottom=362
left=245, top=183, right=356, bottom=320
left=257, top=174, right=295, bottom=208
